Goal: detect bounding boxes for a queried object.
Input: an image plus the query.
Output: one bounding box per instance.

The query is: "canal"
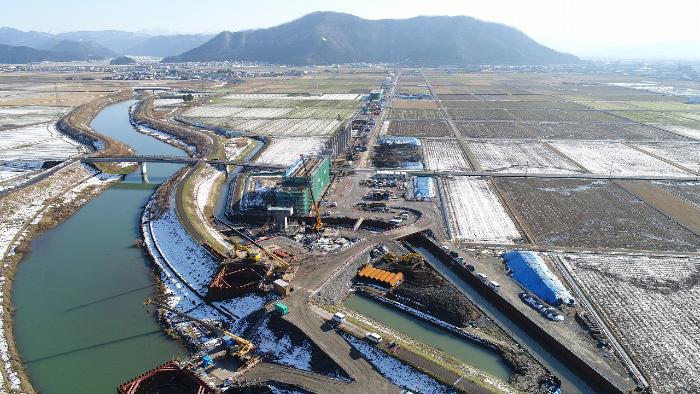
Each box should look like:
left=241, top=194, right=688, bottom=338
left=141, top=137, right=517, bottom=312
left=345, top=293, right=512, bottom=381
left=12, top=100, right=188, bottom=393
left=412, top=245, right=595, bottom=394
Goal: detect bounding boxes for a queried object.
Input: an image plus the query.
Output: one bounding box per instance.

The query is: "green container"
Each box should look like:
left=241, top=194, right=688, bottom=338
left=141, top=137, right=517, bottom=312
left=274, top=302, right=289, bottom=315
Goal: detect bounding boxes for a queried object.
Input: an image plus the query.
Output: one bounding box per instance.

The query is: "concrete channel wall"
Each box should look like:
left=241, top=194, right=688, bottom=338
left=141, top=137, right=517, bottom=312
left=402, top=232, right=626, bottom=394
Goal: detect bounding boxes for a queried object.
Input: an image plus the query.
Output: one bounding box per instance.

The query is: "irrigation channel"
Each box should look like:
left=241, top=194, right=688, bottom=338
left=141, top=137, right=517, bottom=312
left=12, top=100, right=188, bottom=393
left=345, top=293, right=512, bottom=381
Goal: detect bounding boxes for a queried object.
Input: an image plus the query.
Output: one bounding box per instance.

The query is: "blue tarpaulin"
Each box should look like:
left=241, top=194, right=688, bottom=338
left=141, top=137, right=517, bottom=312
left=413, top=176, right=434, bottom=200
left=503, top=251, right=574, bottom=305
left=401, top=161, right=424, bottom=169
left=378, top=136, right=421, bottom=146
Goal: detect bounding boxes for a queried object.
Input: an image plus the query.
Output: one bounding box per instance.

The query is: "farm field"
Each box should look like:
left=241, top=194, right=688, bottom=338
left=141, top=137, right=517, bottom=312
left=0, top=106, right=66, bottom=130
left=652, top=181, right=700, bottom=209
left=441, top=177, right=522, bottom=243
left=0, top=123, right=86, bottom=163
left=387, top=108, right=443, bottom=120
left=455, top=121, right=678, bottom=140
left=183, top=92, right=360, bottom=137
left=468, top=140, right=583, bottom=174
left=254, top=137, right=326, bottom=166
left=495, top=178, right=700, bottom=251
left=392, top=100, right=437, bottom=109
left=447, top=108, right=518, bottom=120
left=558, top=253, right=700, bottom=393
left=422, top=139, right=471, bottom=171
left=550, top=141, right=690, bottom=177
left=632, top=142, right=700, bottom=171
left=387, top=120, right=453, bottom=137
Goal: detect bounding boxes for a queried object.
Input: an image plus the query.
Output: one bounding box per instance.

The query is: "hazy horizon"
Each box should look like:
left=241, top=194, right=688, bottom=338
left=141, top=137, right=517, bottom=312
left=2, top=0, right=700, bottom=61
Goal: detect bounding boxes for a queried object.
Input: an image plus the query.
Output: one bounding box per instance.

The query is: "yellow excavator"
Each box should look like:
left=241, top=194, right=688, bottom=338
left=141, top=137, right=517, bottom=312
left=144, top=298, right=254, bottom=358
left=214, top=217, right=291, bottom=274
left=232, top=241, right=261, bottom=262
left=299, top=155, right=324, bottom=232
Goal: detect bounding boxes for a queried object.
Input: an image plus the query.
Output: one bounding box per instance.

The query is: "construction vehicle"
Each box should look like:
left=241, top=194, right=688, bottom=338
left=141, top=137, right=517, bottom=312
left=400, top=253, right=424, bottom=266
left=214, top=217, right=291, bottom=273
left=232, top=241, right=261, bottom=262
left=382, top=252, right=398, bottom=263
left=144, top=298, right=255, bottom=359
left=299, top=155, right=324, bottom=232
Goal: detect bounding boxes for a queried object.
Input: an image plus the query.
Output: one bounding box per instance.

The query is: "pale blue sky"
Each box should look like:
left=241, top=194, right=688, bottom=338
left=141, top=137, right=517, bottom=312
left=2, top=0, right=699, bottom=57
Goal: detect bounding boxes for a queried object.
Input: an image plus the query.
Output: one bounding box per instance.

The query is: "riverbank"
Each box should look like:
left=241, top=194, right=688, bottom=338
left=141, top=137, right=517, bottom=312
left=0, top=162, right=121, bottom=393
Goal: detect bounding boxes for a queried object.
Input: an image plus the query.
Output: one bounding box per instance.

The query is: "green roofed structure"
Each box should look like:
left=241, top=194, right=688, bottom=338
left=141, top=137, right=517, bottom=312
left=275, top=155, right=330, bottom=215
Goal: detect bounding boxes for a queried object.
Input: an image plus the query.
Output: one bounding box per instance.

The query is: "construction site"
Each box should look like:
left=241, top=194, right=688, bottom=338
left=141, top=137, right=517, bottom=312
left=1, top=64, right=699, bottom=394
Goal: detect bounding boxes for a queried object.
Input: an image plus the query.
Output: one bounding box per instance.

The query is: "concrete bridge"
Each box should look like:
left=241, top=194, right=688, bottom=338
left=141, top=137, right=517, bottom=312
left=81, top=155, right=286, bottom=169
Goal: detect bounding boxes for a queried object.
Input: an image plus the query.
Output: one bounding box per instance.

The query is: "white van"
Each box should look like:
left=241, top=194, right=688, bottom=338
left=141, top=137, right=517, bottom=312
left=365, top=332, right=383, bottom=344
left=331, top=312, right=346, bottom=325
left=488, top=280, right=500, bottom=291
left=476, top=273, right=488, bottom=282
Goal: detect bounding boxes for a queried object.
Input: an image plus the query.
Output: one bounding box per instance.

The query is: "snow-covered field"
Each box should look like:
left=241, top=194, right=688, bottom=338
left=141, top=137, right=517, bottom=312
left=657, top=125, right=700, bottom=140
left=153, top=98, right=185, bottom=108
left=0, top=123, right=87, bottom=163
left=223, top=93, right=360, bottom=100
left=0, top=163, right=118, bottom=390
left=342, top=334, right=452, bottom=394
left=185, top=106, right=294, bottom=119
left=255, top=138, right=326, bottom=166
left=559, top=253, right=700, bottom=393
left=632, top=142, right=700, bottom=171
left=0, top=106, right=66, bottom=129
left=422, top=139, right=472, bottom=171
left=550, top=141, right=691, bottom=177
left=469, top=140, right=582, bottom=174
left=221, top=117, right=341, bottom=136
left=441, top=178, right=522, bottom=243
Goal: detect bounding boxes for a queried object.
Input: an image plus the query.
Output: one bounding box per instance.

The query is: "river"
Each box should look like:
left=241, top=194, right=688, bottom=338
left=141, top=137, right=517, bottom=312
left=12, top=100, right=187, bottom=393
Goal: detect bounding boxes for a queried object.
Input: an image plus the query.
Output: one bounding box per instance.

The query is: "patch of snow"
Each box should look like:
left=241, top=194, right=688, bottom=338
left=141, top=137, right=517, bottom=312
left=341, top=333, right=452, bottom=394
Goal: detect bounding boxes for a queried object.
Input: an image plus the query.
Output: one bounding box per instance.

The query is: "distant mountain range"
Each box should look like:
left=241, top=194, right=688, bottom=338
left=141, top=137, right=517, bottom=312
left=0, top=27, right=214, bottom=63
left=0, top=12, right=578, bottom=65
left=164, top=12, right=578, bottom=65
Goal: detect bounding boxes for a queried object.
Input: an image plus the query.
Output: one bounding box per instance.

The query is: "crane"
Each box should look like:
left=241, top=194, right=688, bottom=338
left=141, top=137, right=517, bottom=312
left=299, top=155, right=324, bottom=232
left=144, top=298, right=254, bottom=358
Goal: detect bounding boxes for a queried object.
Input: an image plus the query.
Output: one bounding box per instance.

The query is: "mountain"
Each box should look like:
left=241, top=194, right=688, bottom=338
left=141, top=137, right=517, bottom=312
left=0, top=27, right=58, bottom=49
left=164, top=12, right=578, bottom=65
left=0, top=44, right=79, bottom=63
left=49, top=39, right=120, bottom=59
left=0, top=28, right=212, bottom=57
left=53, top=30, right=150, bottom=53
left=124, top=33, right=214, bottom=57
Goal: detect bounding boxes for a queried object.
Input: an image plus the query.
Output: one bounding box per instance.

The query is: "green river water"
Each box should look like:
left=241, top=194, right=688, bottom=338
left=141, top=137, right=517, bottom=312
left=12, top=101, right=187, bottom=393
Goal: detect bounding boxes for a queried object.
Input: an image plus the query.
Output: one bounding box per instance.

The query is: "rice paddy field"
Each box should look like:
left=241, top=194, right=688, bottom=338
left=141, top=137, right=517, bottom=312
left=494, top=178, right=700, bottom=251
left=558, top=253, right=700, bottom=393
left=468, top=140, right=583, bottom=174
left=421, top=139, right=472, bottom=171
left=182, top=92, right=364, bottom=137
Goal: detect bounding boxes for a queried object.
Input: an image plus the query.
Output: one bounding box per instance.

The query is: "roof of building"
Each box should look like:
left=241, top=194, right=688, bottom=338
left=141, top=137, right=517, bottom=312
left=358, top=265, right=404, bottom=287
left=503, top=251, right=574, bottom=305
left=285, top=155, right=327, bottom=178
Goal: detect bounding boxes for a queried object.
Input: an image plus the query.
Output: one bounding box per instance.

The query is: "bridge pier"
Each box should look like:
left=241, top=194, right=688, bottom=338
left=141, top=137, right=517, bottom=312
left=140, top=162, right=149, bottom=183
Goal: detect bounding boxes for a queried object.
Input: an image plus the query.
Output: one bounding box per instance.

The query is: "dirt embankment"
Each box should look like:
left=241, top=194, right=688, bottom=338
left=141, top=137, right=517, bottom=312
left=57, top=90, right=135, bottom=172
left=131, top=96, right=216, bottom=159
